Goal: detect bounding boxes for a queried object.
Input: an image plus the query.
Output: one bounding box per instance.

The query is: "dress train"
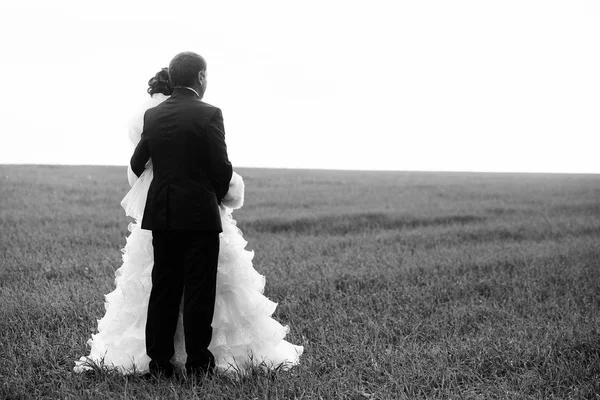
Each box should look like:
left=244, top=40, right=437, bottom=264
left=74, top=169, right=303, bottom=374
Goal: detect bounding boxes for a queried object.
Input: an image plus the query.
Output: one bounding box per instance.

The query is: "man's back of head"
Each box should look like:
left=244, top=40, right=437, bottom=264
left=168, top=52, right=207, bottom=88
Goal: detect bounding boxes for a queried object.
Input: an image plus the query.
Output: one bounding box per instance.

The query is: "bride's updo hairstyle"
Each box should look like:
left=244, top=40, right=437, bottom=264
left=147, top=68, right=174, bottom=96
left=168, top=51, right=207, bottom=87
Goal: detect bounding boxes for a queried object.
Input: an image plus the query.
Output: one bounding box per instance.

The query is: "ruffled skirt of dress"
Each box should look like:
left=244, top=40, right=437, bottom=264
left=74, top=168, right=303, bottom=374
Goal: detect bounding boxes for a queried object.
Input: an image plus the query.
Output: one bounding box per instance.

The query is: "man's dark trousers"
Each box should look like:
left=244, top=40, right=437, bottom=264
left=145, top=230, right=220, bottom=372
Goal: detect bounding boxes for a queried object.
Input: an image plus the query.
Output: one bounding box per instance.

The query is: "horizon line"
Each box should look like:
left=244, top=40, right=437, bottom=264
left=1, top=163, right=598, bottom=176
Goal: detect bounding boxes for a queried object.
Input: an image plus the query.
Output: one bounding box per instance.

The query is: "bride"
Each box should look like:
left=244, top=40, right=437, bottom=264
left=74, top=68, right=303, bottom=375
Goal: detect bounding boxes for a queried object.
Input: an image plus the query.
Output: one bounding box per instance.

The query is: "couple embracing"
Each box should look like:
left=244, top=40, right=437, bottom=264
left=75, top=51, right=303, bottom=378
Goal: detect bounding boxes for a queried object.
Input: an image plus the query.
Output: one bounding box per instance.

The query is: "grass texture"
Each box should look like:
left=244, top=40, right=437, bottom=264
left=0, top=165, right=599, bottom=399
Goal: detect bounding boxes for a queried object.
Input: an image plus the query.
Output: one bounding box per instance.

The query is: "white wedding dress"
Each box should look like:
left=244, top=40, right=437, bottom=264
left=74, top=94, right=303, bottom=374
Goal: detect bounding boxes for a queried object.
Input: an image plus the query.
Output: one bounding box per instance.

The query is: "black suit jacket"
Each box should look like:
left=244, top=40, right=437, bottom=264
left=130, top=88, right=233, bottom=232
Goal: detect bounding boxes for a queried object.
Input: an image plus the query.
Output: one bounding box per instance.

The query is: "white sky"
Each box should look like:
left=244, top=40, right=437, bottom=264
left=0, top=0, right=598, bottom=173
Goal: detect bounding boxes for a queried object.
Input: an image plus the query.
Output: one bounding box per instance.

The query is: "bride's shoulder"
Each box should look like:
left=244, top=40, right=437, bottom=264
left=148, top=93, right=170, bottom=107
left=132, top=94, right=169, bottom=117
left=136, top=94, right=170, bottom=120
left=127, top=94, right=170, bottom=145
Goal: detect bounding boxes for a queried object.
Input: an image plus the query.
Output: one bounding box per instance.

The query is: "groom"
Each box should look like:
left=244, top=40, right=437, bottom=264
left=130, top=51, right=233, bottom=378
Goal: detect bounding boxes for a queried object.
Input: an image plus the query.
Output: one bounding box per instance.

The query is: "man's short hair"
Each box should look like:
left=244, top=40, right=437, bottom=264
left=168, top=52, right=207, bottom=87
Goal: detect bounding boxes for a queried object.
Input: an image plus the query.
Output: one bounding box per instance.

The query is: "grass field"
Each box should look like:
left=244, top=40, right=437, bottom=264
left=1, top=165, right=599, bottom=399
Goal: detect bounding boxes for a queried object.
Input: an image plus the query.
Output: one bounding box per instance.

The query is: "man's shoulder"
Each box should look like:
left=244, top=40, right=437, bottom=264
left=187, top=101, right=222, bottom=125
left=146, top=97, right=221, bottom=125
left=196, top=100, right=221, bottom=115
left=171, top=98, right=220, bottom=116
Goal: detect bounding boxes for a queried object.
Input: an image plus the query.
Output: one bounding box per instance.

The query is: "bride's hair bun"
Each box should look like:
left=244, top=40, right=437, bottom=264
left=147, top=68, right=174, bottom=96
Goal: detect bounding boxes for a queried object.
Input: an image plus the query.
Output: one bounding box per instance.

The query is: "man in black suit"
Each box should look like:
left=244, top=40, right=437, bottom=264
left=130, top=51, right=233, bottom=378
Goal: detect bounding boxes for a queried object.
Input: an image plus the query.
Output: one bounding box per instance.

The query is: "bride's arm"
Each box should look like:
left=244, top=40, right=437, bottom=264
left=126, top=106, right=145, bottom=187
left=128, top=113, right=143, bottom=148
